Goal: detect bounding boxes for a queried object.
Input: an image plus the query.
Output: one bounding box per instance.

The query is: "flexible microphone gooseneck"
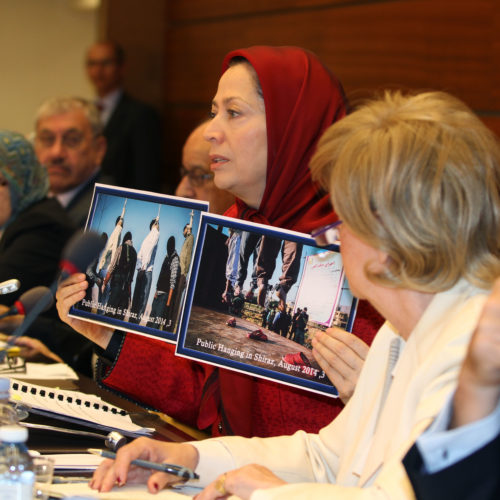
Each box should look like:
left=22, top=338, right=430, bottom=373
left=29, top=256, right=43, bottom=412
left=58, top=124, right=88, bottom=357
left=0, top=286, right=53, bottom=320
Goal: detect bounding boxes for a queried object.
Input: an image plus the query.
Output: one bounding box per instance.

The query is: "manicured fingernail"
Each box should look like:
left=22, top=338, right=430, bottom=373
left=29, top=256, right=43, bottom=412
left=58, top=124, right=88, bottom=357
left=153, top=482, right=159, bottom=492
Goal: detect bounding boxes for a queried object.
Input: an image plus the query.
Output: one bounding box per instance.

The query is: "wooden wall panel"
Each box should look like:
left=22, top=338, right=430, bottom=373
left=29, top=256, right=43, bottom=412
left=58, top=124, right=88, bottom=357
left=164, top=0, right=498, bottom=109
left=104, top=0, right=500, bottom=191
left=167, top=0, right=355, bottom=22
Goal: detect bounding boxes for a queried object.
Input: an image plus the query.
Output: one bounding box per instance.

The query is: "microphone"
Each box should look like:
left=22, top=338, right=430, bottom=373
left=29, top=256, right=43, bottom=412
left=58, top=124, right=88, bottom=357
left=0, top=279, right=20, bottom=295
left=0, top=286, right=53, bottom=320
left=58, top=230, right=107, bottom=281
left=0, top=231, right=105, bottom=363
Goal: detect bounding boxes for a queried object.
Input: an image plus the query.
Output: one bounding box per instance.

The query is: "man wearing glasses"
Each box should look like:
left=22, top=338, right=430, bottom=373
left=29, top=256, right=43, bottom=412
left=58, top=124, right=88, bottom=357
left=175, top=121, right=234, bottom=215
left=34, top=97, right=114, bottom=228
left=85, top=41, right=163, bottom=192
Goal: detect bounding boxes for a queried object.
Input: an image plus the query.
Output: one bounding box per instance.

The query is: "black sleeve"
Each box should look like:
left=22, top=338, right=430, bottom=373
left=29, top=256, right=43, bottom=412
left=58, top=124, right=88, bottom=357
left=94, top=329, right=125, bottom=365
left=26, top=316, right=94, bottom=377
left=403, top=438, right=500, bottom=500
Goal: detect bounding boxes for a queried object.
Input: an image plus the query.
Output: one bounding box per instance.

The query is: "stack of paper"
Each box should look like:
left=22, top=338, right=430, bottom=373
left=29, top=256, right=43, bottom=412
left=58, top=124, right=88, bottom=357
left=10, top=379, right=154, bottom=437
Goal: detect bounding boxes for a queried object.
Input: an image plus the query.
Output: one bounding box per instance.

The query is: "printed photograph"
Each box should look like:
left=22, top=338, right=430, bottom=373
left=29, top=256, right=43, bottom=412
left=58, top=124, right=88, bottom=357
left=176, top=214, right=358, bottom=397
left=69, top=184, right=208, bottom=342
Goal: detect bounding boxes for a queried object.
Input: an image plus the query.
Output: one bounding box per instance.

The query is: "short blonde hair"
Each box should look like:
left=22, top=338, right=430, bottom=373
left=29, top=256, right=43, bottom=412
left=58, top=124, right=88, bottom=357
left=310, top=90, right=500, bottom=292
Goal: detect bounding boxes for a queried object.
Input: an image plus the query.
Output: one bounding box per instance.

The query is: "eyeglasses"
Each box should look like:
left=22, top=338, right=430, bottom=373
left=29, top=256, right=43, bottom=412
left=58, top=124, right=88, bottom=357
left=35, top=131, right=86, bottom=150
left=311, top=220, right=342, bottom=246
left=179, top=166, right=214, bottom=187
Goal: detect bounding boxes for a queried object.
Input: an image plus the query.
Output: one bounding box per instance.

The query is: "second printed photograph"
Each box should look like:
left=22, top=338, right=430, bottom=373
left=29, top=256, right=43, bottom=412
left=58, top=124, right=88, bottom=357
left=176, top=214, right=358, bottom=397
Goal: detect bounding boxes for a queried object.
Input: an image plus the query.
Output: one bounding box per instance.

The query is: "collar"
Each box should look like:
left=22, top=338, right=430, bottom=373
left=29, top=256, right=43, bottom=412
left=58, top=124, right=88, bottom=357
left=51, top=169, right=100, bottom=208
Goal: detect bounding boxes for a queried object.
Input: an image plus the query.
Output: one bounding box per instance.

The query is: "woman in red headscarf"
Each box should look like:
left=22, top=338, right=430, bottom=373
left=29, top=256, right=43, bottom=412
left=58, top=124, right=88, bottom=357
left=56, top=46, right=382, bottom=438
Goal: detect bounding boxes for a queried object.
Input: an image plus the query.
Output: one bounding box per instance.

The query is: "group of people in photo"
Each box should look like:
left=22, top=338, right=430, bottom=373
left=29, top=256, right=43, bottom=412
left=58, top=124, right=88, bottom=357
left=220, top=227, right=314, bottom=347
left=81, top=200, right=194, bottom=331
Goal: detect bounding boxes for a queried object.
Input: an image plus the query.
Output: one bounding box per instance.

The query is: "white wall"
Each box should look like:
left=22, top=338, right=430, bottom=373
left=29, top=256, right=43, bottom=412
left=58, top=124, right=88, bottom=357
left=0, top=0, right=98, bottom=135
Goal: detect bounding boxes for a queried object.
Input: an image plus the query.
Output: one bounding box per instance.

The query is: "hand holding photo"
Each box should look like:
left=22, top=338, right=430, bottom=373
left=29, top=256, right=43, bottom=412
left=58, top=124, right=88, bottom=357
left=175, top=214, right=357, bottom=397
left=69, top=184, right=208, bottom=342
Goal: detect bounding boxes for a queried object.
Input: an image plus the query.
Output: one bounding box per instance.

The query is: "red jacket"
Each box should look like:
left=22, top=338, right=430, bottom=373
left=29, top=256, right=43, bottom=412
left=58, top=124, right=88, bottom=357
left=99, top=300, right=382, bottom=437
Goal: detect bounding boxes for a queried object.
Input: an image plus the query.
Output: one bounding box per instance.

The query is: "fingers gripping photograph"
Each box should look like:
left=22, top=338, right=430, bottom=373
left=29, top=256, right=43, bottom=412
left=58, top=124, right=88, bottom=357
left=84, top=88, right=500, bottom=499
left=5, top=2, right=500, bottom=499
left=175, top=214, right=357, bottom=396
left=68, top=184, right=208, bottom=342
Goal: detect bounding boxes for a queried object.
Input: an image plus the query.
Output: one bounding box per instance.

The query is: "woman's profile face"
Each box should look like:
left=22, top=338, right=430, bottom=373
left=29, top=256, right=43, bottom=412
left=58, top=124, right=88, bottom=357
left=0, top=175, right=12, bottom=228
left=204, top=62, right=267, bottom=210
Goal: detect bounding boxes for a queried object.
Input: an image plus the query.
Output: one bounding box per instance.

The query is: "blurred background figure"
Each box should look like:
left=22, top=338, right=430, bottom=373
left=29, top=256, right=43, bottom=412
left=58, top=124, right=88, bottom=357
left=0, top=130, right=74, bottom=306
left=34, top=97, right=112, bottom=228
left=175, top=121, right=235, bottom=215
left=85, top=41, right=163, bottom=192
left=0, top=130, right=93, bottom=375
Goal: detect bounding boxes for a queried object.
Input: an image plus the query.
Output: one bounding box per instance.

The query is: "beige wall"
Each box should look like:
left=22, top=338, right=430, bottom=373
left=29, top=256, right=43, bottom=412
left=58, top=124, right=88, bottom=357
left=0, top=0, right=98, bottom=135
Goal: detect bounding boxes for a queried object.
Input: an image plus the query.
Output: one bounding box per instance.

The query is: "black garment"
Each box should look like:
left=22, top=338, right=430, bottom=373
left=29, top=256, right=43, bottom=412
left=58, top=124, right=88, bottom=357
left=106, top=242, right=137, bottom=315
left=296, top=311, right=308, bottom=330
left=403, top=435, right=500, bottom=500
left=279, top=311, right=291, bottom=336
left=0, top=198, right=94, bottom=372
left=101, top=93, right=163, bottom=191
left=155, top=250, right=180, bottom=294
left=28, top=317, right=94, bottom=377
left=65, top=171, right=115, bottom=228
left=0, top=198, right=74, bottom=307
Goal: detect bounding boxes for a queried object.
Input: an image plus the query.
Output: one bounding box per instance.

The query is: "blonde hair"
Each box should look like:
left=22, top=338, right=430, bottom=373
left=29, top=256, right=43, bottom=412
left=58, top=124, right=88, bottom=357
left=310, top=90, right=500, bottom=292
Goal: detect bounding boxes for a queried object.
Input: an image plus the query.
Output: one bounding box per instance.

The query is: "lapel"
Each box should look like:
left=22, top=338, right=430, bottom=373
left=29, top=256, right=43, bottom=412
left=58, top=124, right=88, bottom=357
left=359, top=281, right=484, bottom=485
left=104, top=93, right=129, bottom=136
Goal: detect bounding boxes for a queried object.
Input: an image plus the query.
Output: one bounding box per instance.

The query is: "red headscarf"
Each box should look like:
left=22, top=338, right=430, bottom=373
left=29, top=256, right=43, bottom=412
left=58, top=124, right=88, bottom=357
left=222, top=46, right=347, bottom=233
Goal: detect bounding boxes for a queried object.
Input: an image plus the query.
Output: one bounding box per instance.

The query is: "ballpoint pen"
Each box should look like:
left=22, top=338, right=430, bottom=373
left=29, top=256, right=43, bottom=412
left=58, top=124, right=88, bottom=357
left=87, top=448, right=199, bottom=481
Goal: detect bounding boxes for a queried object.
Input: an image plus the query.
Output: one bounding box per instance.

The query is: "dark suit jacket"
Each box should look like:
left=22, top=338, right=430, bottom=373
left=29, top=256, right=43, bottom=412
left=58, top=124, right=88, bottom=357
left=65, top=171, right=115, bottom=228
left=0, top=198, right=74, bottom=307
left=101, top=93, right=163, bottom=191
left=403, top=434, right=500, bottom=500
left=0, top=198, right=97, bottom=375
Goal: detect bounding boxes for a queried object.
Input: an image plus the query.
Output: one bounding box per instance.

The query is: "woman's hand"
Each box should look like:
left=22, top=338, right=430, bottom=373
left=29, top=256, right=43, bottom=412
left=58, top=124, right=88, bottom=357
left=312, top=327, right=369, bottom=404
left=90, top=438, right=199, bottom=493
left=196, top=464, right=286, bottom=500
left=55, top=273, right=113, bottom=349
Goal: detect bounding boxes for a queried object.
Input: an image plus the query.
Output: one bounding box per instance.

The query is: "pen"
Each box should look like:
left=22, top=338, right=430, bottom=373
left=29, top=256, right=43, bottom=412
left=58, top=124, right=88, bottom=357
left=87, top=448, right=199, bottom=481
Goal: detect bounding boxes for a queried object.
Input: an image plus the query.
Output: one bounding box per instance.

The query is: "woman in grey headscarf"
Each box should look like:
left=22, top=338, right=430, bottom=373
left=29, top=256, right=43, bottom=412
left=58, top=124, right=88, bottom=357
left=0, top=130, right=74, bottom=306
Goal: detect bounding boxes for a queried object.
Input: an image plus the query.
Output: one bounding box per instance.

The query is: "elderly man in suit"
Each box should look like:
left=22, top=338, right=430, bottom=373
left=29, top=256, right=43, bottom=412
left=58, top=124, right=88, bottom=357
left=85, top=41, right=163, bottom=191
left=34, top=97, right=113, bottom=228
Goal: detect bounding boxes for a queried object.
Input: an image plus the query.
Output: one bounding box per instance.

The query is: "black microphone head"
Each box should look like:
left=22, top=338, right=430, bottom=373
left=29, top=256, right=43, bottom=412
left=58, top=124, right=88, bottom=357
left=60, top=230, right=106, bottom=277
left=18, top=286, right=53, bottom=315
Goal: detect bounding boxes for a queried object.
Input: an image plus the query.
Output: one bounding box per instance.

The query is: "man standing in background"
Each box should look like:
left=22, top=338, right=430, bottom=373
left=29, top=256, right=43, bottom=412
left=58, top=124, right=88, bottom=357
left=85, top=41, right=163, bottom=191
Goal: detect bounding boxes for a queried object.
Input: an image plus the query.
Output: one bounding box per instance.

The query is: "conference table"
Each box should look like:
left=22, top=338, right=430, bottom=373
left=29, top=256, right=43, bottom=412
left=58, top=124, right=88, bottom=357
left=21, top=371, right=204, bottom=454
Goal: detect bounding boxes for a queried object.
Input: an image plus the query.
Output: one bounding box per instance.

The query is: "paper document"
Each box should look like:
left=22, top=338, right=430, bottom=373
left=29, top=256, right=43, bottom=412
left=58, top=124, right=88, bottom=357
left=5, top=362, right=78, bottom=380
left=45, top=453, right=104, bottom=470
left=9, top=379, right=153, bottom=437
left=43, top=482, right=200, bottom=499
